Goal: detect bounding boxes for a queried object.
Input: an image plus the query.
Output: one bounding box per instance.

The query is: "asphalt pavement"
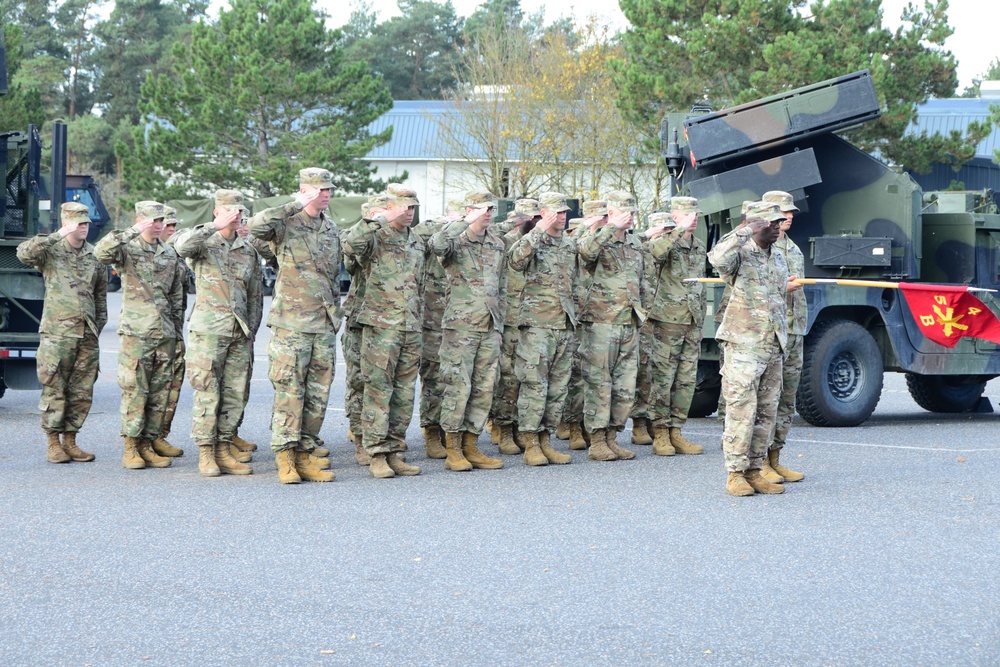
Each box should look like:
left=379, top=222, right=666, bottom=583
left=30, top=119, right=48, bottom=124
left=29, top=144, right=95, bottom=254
left=0, top=292, right=997, bottom=666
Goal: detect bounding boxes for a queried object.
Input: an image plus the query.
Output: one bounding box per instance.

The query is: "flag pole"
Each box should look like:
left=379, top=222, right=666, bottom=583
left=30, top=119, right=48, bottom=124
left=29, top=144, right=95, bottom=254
left=683, top=277, right=996, bottom=293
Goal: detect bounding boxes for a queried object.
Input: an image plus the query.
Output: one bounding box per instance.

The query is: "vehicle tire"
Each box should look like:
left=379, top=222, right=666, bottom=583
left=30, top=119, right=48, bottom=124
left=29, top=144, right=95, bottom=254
left=107, top=270, right=121, bottom=293
left=688, top=360, right=721, bottom=418
left=797, top=319, right=883, bottom=427
left=905, top=374, right=986, bottom=413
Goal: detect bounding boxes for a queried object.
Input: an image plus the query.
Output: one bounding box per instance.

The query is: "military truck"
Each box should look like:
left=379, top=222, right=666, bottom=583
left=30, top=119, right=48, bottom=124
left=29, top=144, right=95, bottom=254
left=668, top=70, right=1000, bottom=426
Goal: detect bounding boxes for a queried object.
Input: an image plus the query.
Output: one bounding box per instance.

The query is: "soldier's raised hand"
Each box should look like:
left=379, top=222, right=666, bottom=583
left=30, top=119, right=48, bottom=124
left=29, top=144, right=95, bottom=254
left=213, top=207, right=241, bottom=231
left=132, top=216, right=157, bottom=234
left=295, top=185, right=321, bottom=209
left=537, top=209, right=561, bottom=232
left=59, top=221, right=82, bottom=237
left=643, top=224, right=670, bottom=240
left=610, top=210, right=633, bottom=230
left=464, top=207, right=491, bottom=226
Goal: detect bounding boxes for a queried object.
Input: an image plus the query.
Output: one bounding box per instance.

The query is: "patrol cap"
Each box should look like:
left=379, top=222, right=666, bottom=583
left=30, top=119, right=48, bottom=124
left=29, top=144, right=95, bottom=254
left=367, top=193, right=389, bottom=209
left=582, top=200, right=608, bottom=217
left=464, top=190, right=496, bottom=209
left=514, top=198, right=541, bottom=217
left=214, top=189, right=244, bottom=212
left=446, top=197, right=466, bottom=214
left=386, top=183, right=419, bottom=206
left=566, top=217, right=584, bottom=231
left=135, top=200, right=165, bottom=220
left=606, top=190, right=637, bottom=212
left=538, top=191, right=570, bottom=213
left=60, top=202, right=90, bottom=225
left=647, top=211, right=675, bottom=228
left=163, top=206, right=178, bottom=226
left=670, top=196, right=700, bottom=214
left=299, top=167, right=334, bottom=190
left=740, top=200, right=755, bottom=215
left=762, top=190, right=800, bottom=213
left=745, top=200, right=785, bottom=222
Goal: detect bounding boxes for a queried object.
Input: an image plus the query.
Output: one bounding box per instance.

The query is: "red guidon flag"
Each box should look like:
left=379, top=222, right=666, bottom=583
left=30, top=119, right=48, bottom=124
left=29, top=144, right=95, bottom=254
left=899, top=282, right=1000, bottom=348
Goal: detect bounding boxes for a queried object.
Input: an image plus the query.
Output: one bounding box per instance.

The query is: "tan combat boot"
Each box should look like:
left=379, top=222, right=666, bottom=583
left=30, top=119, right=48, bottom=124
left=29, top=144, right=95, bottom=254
left=122, top=436, right=145, bottom=469
left=354, top=440, right=371, bottom=466
left=568, top=423, right=588, bottom=451
left=631, top=418, right=653, bottom=445
left=521, top=431, right=547, bottom=467
left=294, top=450, right=334, bottom=482
left=539, top=430, right=571, bottom=465
left=61, top=432, right=95, bottom=462
left=386, top=452, right=421, bottom=476
left=276, top=449, right=300, bottom=484
left=488, top=418, right=500, bottom=444
left=651, top=428, right=675, bottom=456
left=605, top=428, right=636, bottom=460
left=229, top=444, right=252, bottom=463
left=669, top=427, right=704, bottom=455
left=215, top=442, right=251, bottom=475
left=423, top=425, right=447, bottom=459
left=497, top=424, right=521, bottom=456
left=233, top=432, right=257, bottom=452
left=759, top=457, right=784, bottom=484
left=369, top=453, right=396, bottom=478
left=726, top=472, right=754, bottom=497
left=513, top=428, right=528, bottom=452
left=313, top=445, right=330, bottom=457
left=745, top=469, right=784, bottom=494
left=462, top=431, right=503, bottom=469
left=46, top=432, right=71, bottom=464
left=769, top=449, right=804, bottom=482
left=587, top=428, right=618, bottom=461
left=198, top=444, right=220, bottom=477
left=444, top=431, right=472, bottom=471
left=309, top=453, right=331, bottom=470
left=555, top=421, right=571, bottom=440
left=137, top=438, right=171, bottom=468
left=151, top=436, right=184, bottom=458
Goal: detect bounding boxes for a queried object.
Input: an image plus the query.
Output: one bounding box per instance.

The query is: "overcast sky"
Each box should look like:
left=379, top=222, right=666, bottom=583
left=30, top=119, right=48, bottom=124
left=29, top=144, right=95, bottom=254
left=331, top=0, right=996, bottom=91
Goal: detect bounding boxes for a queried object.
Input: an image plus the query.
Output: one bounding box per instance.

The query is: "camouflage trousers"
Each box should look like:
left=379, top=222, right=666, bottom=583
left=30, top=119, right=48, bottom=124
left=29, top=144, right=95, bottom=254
left=36, top=332, right=100, bottom=433
left=579, top=322, right=639, bottom=433
left=186, top=330, right=251, bottom=446
left=439, top=328, right=500, bottom=434
left=419, top=327, right=444, bottom=428
left=562, top=331, right=584, bottom=423
left=720, top=340, right=783, bottom=473
left=161, top=336, right=186, bottom=438
left=361, top=327, right=421, bottom=455
left=630, top=321, right=653, bottom=421
left=266, top=326, right=337, bottom=453
left=514, top=327, right=575, bottom=433
left=648, top=320, right=703, bottom=429
left=717, top=345, right=727, bottom=419
left=118, top=335, right=176, bottom=439
left=236, top=345, right=255, bottom=429
left=342, top=325, right=363, bottom=436
left=490, top=325, right=520, bottom=426
left=773, top=333, right=803, bottom=451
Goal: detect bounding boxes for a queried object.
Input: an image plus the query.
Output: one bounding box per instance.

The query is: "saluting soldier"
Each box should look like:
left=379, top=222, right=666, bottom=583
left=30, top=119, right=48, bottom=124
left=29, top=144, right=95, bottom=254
left=95, top=201, right=185, bottom=469
left=16, top=202, right=107, bottom=464
left=249, top=168, right=341, bottom=484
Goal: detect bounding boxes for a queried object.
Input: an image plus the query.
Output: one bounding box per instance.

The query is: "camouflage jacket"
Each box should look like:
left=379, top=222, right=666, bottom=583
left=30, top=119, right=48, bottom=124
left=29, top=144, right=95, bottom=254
left=174, top=225, right=263, bottom=338
left=501, top=227, right=526, bottom=328
left=249, top=201, right=341, bottom=334
left=342, top=250, right=369, bottom=330
left=708, top=227, right=788, bottom=351
left=413, top=219, right=448, bottom=331
left=577, top=225, right=646, bottom=325
left=774, top=235, right=807, bottom=335
left=16, top=233, right=108, bottom=338
left=430, top=220, right=507, bottom=333
left=95, top=227, right=185, bottom=338
left=508, top=226, right=578, bottom=330
left=647, top=228, right=707, bottom=326
left=342, top=218, right=424, bottom=331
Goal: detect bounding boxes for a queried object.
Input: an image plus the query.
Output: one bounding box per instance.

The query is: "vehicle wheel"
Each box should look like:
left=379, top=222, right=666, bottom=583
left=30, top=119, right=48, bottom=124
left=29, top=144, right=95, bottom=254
left=905, top=374, right=986, bottom=413
left=688, top=360, right=721, bottom=418
left=107, top=273, right=121, bottom=293
left=797, top=319, right=883, bottom=427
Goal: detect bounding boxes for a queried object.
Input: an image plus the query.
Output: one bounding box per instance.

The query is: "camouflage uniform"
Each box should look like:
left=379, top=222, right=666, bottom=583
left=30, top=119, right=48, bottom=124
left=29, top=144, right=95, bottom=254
left=491, top=214, right=531, bottom=428
left=714, top=201, right=754, bottom=419
left=561, top=211, right=602, bottom=435
left=707, top=216, right=789, bottom=474
left=16, top=203, right=107, bottom=436
left=248, top=170, right=342, bottom=454
left=174, top=195, right=262, bottom=448
left=94, top=202, right=185, bottom=440
left=430, top=207, right=507, bottom=435
left=159, top=207, right=189, bottom=447
left=342, top=185, right=424, bottom=456
left=413, top=215, right=449, bottom=429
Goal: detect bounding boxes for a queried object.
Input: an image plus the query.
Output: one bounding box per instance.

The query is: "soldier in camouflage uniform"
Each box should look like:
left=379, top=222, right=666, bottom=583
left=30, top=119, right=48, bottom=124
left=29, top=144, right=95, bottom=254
left=576, top=191, right=646, bottom=461
left=430, top=190, right=507, bottom=471
left=707, top=205, right=789, bottom=496
left=508, top=192, right=578, bottom=466
left=629, top=212, right=660, bottom=447
left=714, top=200, right=753, bottom=421
left=342, top=183, right=424, bottom=479
left=95, top=201, right=185, bottom=469
left=490, top=200, right=539, bottom=455
left=646, top=197, right=708, bottom=457
left=248, top=168, right=341, bottom=484
left=762, top=191, right=806, bottom=483
left=150, top=206, right=188, bottom=460
left=16, top=202, right=107, bottom=463
left=174, top=189, right=262, bottom=477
